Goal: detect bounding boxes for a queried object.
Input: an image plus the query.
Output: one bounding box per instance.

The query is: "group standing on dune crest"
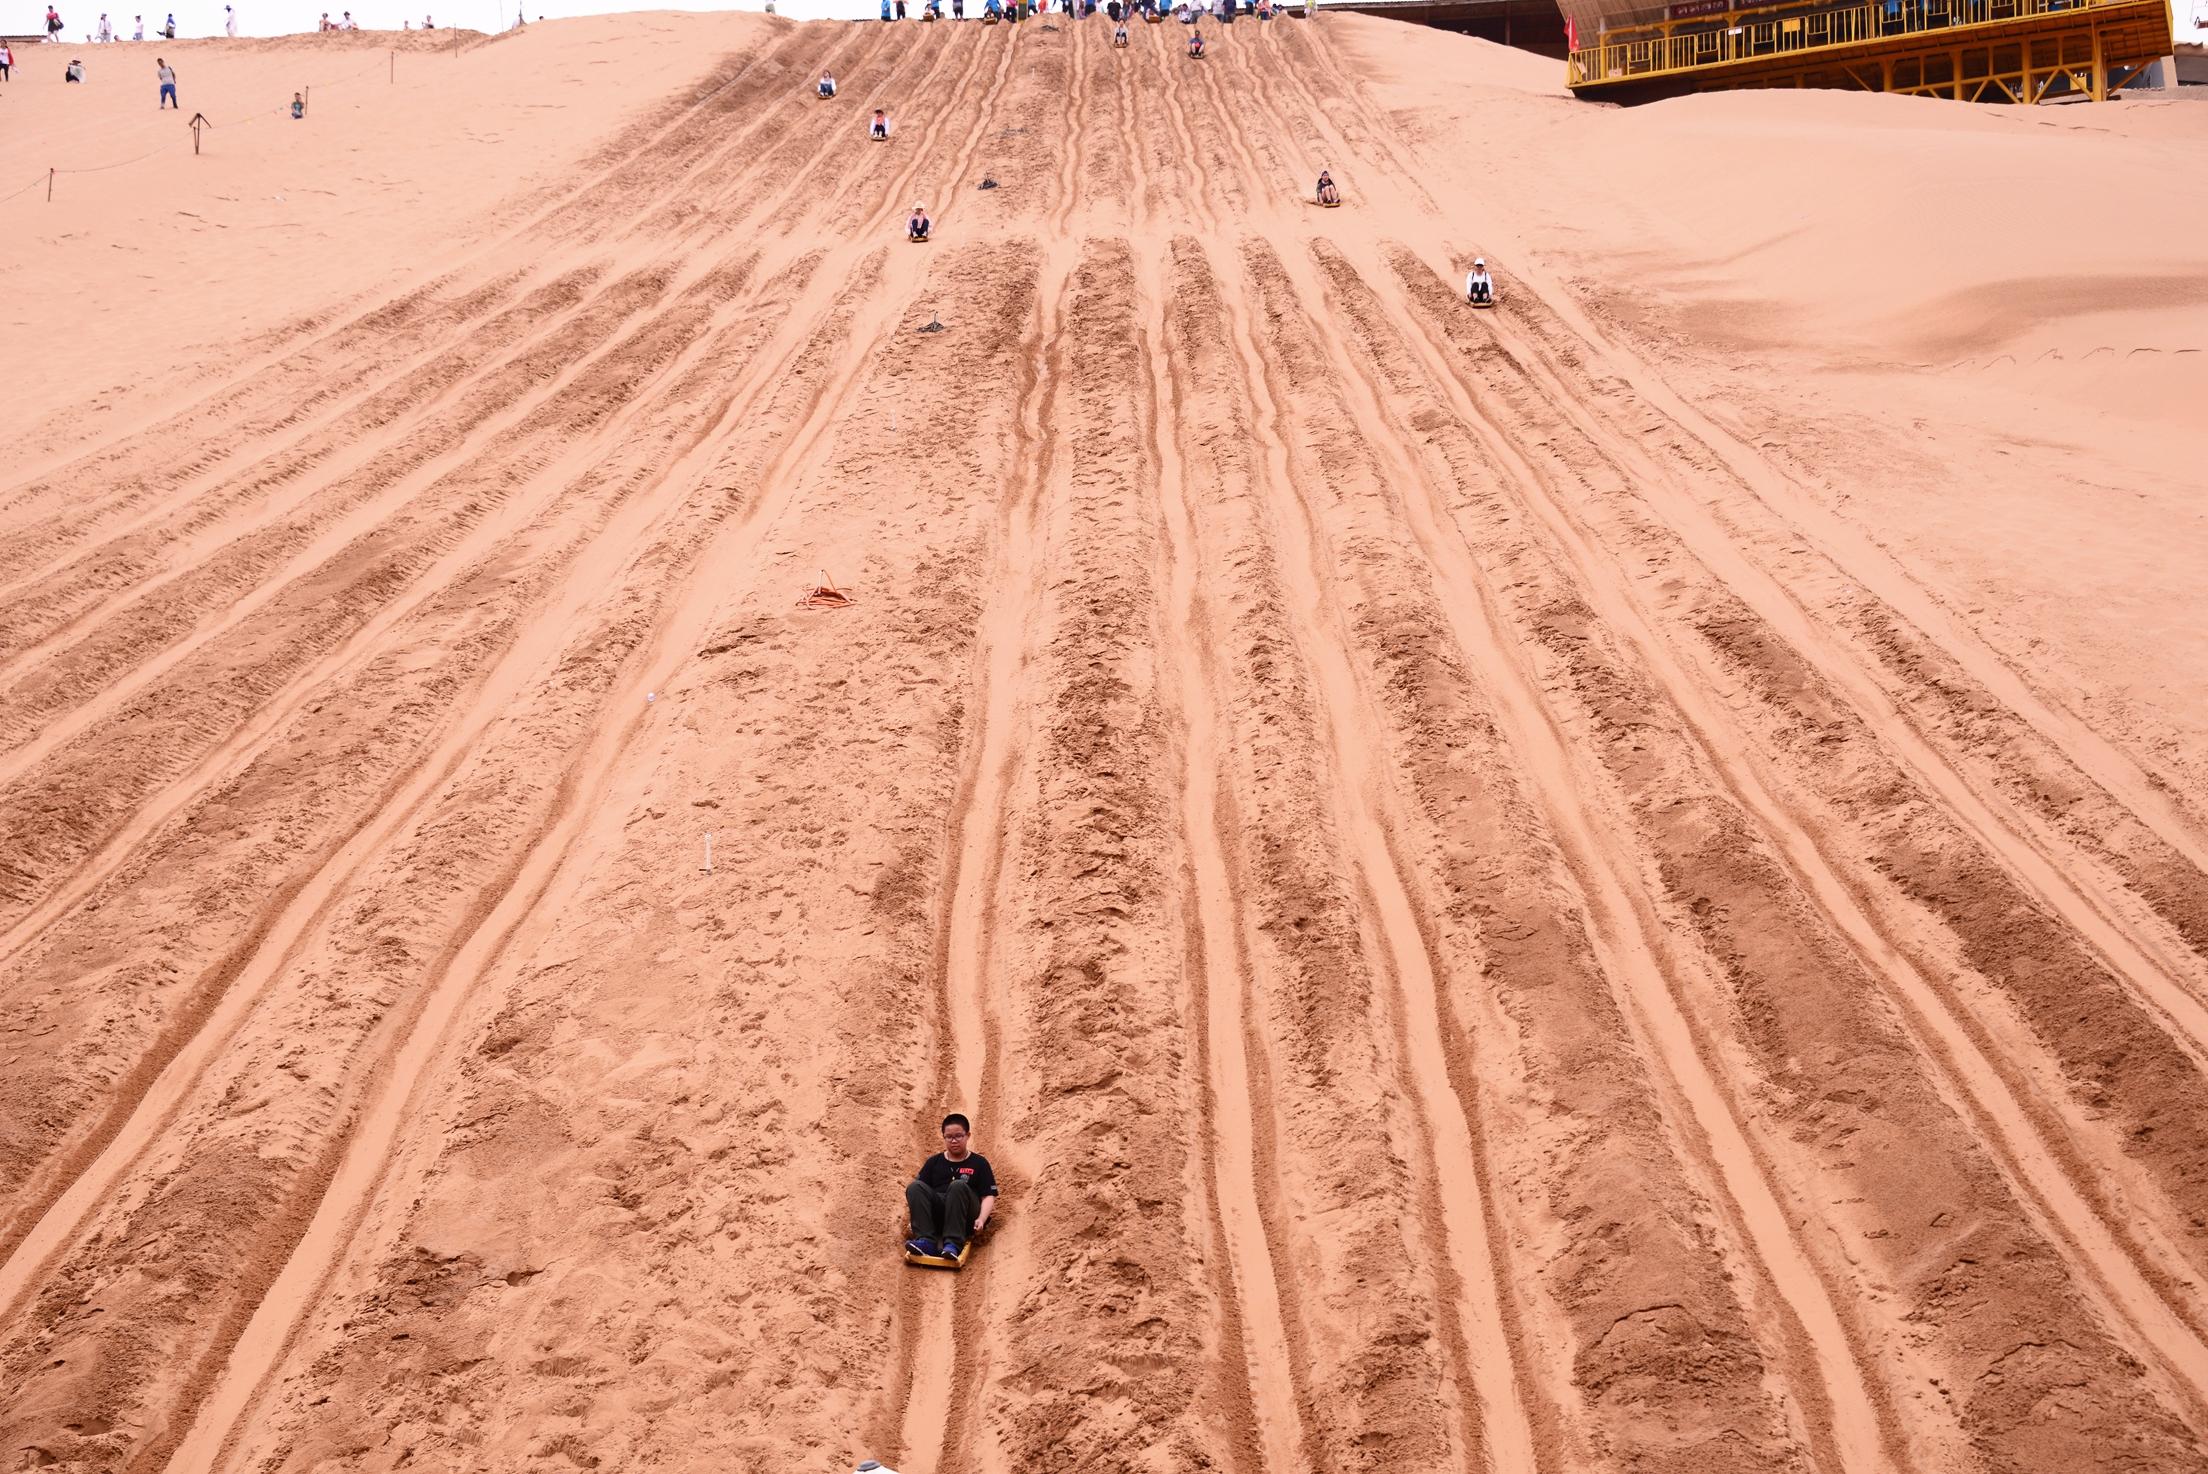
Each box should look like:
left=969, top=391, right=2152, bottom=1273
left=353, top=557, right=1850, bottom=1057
left=877, top=0, right=1310, bottom=22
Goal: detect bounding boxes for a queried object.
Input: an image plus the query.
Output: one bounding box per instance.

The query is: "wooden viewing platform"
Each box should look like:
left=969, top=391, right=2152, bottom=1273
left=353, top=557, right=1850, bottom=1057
left=1567, top=0, right=2175, bottom=101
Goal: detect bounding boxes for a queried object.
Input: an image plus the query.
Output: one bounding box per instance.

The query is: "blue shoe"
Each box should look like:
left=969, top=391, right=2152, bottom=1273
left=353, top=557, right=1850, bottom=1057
left=939, top=1238, right=964, bottom=1260
left=905, top=1237, right=937, bottom=1257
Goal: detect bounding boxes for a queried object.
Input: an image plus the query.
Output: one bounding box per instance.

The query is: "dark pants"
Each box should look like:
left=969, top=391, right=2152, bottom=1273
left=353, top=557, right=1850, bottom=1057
left=907, top=1177, right=979, bottom=1243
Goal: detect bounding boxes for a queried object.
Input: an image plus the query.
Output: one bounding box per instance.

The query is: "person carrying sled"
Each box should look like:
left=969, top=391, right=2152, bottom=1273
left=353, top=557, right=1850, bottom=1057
left=904, top=1113, right=994, bottom=1257
left=1465, top=257, right=1495, bottom=305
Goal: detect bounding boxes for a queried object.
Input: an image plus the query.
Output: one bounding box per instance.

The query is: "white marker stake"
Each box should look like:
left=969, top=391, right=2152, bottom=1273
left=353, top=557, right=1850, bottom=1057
left=702, top=832, right=714, bottom=873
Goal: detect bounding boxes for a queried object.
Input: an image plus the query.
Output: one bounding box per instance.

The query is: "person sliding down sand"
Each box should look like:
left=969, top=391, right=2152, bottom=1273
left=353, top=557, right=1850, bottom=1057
left=818, top=69, right=836, bottom=97
left=1315, top=168, right=1339, bottom=204
left=1186, top=26, right=1204, bottom=52
left=907, top=202, right=931, bottom=240
left=1465, top=257, right=1495, bottom=305
left=869, top=108, right=890, bottom=139
left=1113, top=22, right=1127, bottom=41
left=904, top=1113, right=996, bottom=1259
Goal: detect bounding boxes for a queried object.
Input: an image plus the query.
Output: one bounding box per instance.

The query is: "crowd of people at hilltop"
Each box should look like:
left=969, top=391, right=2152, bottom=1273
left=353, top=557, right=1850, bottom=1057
left=21, top=3, right=446, bottom=45
left=875, top=0, right=1311, bottom=21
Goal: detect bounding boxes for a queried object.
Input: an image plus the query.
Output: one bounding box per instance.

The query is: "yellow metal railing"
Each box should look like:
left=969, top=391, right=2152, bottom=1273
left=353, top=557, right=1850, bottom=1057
left=1567, top=0, right=2124, bottom=84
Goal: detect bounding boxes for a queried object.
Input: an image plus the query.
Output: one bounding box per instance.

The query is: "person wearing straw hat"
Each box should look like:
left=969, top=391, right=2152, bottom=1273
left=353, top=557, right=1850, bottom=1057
left=906, top=201, right=931, bottom=241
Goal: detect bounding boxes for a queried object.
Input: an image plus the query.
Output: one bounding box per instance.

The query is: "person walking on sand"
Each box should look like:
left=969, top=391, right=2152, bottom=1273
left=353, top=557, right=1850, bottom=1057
left=97, top=13, right=112, bottom=42
left=225, top=3, right=236, bottom=34
left=156, top=54, right=176, bottom=104
left=133, top=13, right=143, bottom=36
left=47, top=5, right=65, bottom=40
left=0, top=40, right=13, bottom=78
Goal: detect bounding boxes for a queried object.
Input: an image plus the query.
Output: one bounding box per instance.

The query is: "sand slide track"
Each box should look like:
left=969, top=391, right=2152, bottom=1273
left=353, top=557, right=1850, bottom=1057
left=158, top=241, right=915, bottom=1474
left=1139, top=242, right=1315, bottom=1474
left=0, top=250, right=834, bottom=1280
left=0, top=247, right=839, bottom=1293
left=1374, top=247, right=2208, bottom=1383
left=1461, top=282, right=2208, bottom=1056
left=3, top=235, right=906, bottom=1474
left=1351, top=239, right=2208, bottom=1465
left=1256, top=239, right=1844, bottom=1474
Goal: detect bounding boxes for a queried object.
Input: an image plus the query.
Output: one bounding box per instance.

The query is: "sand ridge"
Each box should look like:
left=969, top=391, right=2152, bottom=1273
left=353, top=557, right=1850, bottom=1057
left=2, top=9, right=2208, bottom=1474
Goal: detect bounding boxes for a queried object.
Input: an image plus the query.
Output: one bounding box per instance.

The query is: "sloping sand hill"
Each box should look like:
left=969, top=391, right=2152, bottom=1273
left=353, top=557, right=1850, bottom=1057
left=2, top=12, right=2207, bottom=1474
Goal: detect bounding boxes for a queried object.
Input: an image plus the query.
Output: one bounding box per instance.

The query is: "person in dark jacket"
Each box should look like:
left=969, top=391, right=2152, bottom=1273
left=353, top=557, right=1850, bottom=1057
left=903, top=1113, right=998, bottom=1258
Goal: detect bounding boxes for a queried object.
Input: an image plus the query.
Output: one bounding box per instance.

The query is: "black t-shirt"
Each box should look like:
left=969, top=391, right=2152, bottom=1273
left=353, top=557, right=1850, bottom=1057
left=918, top=1150, right=998, bottom=1199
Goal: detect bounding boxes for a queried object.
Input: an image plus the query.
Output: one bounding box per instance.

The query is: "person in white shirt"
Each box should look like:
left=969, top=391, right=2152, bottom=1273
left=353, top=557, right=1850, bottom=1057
left=818, top=69, right=836, bottom=96
left=1465, top=257, right=1495, bottom=305
left=133, top=14, right=143, bottom=36
left=224, top=4, right=236, bottom=34
left=97, top=12, right=112, bottom=40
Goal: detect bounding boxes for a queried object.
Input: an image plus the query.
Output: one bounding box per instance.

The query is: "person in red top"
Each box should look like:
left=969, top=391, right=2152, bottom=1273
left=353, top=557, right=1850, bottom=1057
left=904, top=1113, right=998, bottom=1259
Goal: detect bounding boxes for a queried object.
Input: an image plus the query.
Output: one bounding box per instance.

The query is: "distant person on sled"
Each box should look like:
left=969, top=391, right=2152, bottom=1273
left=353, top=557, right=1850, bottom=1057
left=1315, top=168, right=1339, bottom=204
left=904, top=1113, right=997, bottom=1262
left=907, top=201, right=932, bottom=240
left=819, top=70, right=837, bottom=96
left=870, top=107, right=891, bottom=139
left=1466, top=257, right=1495, bottom=305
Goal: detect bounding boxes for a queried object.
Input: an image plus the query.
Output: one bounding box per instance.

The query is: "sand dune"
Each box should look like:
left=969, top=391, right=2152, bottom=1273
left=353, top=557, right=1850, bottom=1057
left=2, top=11, right=2207, bottom=1473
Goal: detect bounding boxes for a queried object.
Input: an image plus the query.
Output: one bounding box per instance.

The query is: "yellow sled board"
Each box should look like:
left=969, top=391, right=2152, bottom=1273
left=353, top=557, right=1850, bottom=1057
left=904, top=1239, right=974, bottom=1269
left=1317, top=198, right=1340, bottom=207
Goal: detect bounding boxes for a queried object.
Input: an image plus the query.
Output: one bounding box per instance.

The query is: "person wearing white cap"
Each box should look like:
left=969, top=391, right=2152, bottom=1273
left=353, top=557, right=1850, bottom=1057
left=907, top=201, right=931, bottom=241
left=1465, top=257, right=1494, bottom=306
